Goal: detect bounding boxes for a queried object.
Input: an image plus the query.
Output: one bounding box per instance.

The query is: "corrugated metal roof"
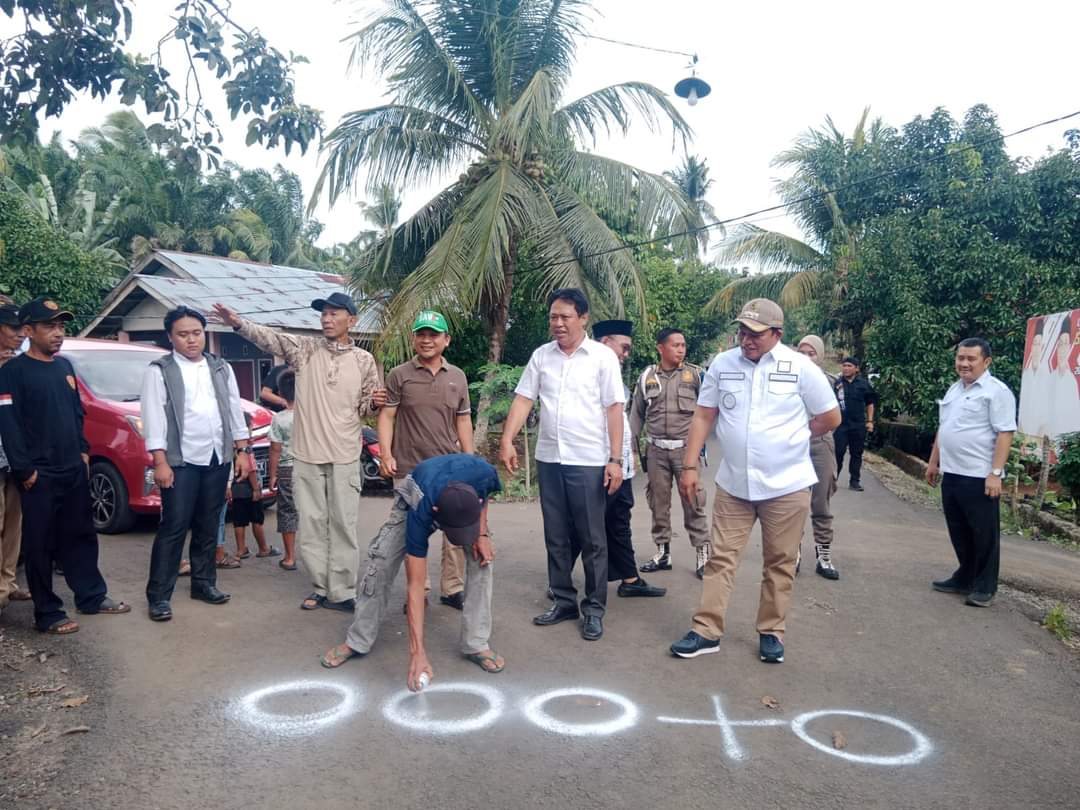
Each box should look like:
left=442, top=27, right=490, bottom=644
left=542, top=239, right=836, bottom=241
left=144, top=251, right=383, bottom=334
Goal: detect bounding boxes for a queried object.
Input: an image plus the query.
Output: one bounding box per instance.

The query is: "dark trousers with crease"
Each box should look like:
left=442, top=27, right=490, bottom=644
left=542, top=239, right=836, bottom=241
left=941, top=473, right=1000, bottom=595
left=146, top=458, right=230, bottom=605
left=835, top=423, right=867, bottom=485
left=20, top=465, right=108, bottom=630
left=568, top=478, right=638, bottom=582
left=538, top=462, right=608, bottom=617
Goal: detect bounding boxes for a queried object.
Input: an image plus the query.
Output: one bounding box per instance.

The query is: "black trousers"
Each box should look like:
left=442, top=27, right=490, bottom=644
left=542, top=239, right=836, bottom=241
left=835, top=423, right=867, bottom=485
left=941, top=473, right=1000, bottom=595
left=537, top=462, right=608, bottom=617
left=146, top=459, right=231, bottom=604
left=605, top=479, right=638, bottom=582
left=20, top=465, right=108, bottom=630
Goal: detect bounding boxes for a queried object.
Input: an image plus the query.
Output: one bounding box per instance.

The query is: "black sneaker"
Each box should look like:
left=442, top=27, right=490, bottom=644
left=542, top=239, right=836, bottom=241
left=759, top=633, right=784, bottom=663
left=670, top=630, right=720, bottom=658
left=814, top=543, right=839, bottom=580
left=965, top=591, right=994, bottom=607
left=931, top=578, right=970, bottom=595
left=617, top=578, right=667, bottom=597
left=850, top=481, right=864, bottom=491
left=640, top=550, right=672, bottom=573
left=440, top=592, right=465, bottom=610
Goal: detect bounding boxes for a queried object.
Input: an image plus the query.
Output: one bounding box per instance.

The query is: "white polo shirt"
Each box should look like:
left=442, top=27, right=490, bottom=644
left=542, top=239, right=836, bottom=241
left=699, top=342, right=838, bottom=501
left=515, top=338, right=626, bottom=466
left=937, top=371, right=1017, bottom=477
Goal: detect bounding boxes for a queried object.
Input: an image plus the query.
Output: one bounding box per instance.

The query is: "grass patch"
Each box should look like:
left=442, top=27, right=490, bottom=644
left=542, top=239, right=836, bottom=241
left=1043, top=603, right=1073, bottom=642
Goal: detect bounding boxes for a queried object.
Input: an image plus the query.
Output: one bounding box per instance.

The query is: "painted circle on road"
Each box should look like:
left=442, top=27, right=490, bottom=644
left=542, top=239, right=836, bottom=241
left=233, top=680, right=361, bottom=736
left=790, top=710, right=933, bottom=766
left=522, top=688, right=640, bottom=737
left=382, top=682, right=504, bottom=735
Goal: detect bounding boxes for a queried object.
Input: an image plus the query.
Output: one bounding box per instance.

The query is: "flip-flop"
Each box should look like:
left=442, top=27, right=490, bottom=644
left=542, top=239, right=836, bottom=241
left=9, top=588, right=31, bottom=601
left=88, top=597, right=131, bottom=615
left=178, top=561, right=191, bottom=577
left=464, top=651, right=505, bottom=674
left=320, top=643, right=362, bottom=669
left=301, top=593, right=325, bottom=610
left=237, top=550, right=252, bottom=560
left=216, top=556, right=242, bottom=569
left=256, top=547, right=282, bottom=558
left=278, top=560, right=297, bottom=570
left=40, top=618, right=79, bottom=635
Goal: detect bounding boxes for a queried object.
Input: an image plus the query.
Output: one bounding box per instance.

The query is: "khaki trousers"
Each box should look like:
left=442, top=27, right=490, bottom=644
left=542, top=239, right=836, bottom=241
left=393, top=477, right=464, bottom=596
left=0, top=470, right=23, bottom=607
left=645, top=445, right=709, bottom=548
left=809, top=434, right=837, bottom=546
left=693, top=486, right=810, bottom=641
left=294, top=459, right=362, bottom=603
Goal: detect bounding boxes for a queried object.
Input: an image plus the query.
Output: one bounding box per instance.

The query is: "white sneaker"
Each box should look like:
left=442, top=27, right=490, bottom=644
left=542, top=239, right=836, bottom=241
left=696, top=544, right=710, bottom=579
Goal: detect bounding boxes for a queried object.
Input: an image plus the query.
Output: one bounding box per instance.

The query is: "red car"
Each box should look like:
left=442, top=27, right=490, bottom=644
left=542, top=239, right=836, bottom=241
left=59, top=338, right=274, bottom=533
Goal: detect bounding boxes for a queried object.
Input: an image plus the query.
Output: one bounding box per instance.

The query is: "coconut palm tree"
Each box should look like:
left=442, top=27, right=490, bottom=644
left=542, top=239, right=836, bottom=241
left=664, top=154, right=717, bottom=226
left=708, top=108, right=896, bottom=354
left=311, top=0, right=702, bottom=440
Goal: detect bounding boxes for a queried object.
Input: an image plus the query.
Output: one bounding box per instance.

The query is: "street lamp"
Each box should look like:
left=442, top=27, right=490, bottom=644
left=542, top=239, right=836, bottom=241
left=674, top=55, right=710, bottom=106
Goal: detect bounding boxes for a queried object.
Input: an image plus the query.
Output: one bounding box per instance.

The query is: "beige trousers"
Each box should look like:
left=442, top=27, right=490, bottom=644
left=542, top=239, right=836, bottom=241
left=0, top=470, right=23, bottom=607
left=644, top=445, right=709, bottom=548
left=293, top=459, right=362, bottom=603
left=693, top=485, right=810, bottom=641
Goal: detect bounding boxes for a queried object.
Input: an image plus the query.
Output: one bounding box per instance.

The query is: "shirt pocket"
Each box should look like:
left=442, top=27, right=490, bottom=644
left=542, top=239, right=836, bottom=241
left=676, top=383, right=698, bottom=413
left=956, top=397, right=988, bottom=427
left=444, top=385, right=464, bottom=412
left=767, top=377, right=799, bottom=397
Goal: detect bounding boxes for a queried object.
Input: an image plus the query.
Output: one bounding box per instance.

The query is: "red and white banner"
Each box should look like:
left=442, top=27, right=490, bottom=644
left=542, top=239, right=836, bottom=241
left=1018, top=309, right=1080, bottom=439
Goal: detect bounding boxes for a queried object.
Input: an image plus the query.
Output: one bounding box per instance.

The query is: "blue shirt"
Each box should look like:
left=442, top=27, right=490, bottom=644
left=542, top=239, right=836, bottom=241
left=405, top=454, right=502, bottom=558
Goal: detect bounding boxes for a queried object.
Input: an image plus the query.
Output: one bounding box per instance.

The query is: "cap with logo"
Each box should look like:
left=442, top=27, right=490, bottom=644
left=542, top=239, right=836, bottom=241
left=311, top=291, right=358, bottom=316
left=435, top=481, right=484, bottom=546
left=19, top=296, right=74, bottom=324
left=412, top=310, right=449, bottom=334
left=592, top=319, right=634, bottom=339
left=0, top=301, right=19, bottom=327
left=733, top=298, right=784, bottom=333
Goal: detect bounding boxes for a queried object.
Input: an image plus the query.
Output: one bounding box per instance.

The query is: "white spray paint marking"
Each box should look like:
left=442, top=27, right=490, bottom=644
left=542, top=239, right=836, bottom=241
left=382, top=681, right=504, bottom=735
left=522, top=688, right=640, bottom=737
left=657, top=695, right=786, bottom=761
left=231, top=680, right=361, bottom=736
left=789, top=710, right=934, bottom=766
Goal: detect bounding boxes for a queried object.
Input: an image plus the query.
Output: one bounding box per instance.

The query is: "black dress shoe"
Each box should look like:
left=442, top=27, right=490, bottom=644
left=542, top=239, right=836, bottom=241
left=617, top=578, right=667, bottom=597
left=190, top=586, right=231, bottom=604
left=149, top=602, right=172, bottom=622
left=533, top=605, right=580, bottom=626
left=440, top=592, right=465, bottom=610
left=931, top=578, right=970, bottom=595
left=581, top=615, right=603, bottom=641
left=850, top=482, right=864, bottom=491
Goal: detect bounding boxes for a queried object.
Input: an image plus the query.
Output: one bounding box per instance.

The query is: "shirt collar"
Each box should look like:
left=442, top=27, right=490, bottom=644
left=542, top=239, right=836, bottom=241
left=411, top=355, right=448, bottom=371
left=324, top=339, right=353, bottom=354
left=962, top=369, right=992, bottom=388
left=173, top=351, right=206, bottom=366
left=550, top=336, right=594, bottom=356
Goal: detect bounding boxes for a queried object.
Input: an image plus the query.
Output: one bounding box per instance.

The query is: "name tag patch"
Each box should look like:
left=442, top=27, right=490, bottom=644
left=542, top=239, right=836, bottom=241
left=718, top=372, right=746, bottom=381
left=769, top=373, right=798, bottom=383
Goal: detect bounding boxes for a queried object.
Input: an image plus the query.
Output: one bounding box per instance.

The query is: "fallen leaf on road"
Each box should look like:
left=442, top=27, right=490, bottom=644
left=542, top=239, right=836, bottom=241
left=60, top=695, right=88, bottom=708
left=30, top=723, right=47, bottom=738
left=61, top=726, right=90, bottom=735
left=761, top=695, right=780, bottom=710
left=832, top=731, right=847, bottom=749
left=38, top=652, right=50, bottom=663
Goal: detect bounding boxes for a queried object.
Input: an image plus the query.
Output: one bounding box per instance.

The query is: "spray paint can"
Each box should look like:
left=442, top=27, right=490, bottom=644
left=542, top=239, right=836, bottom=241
left=417, top=672, right=430, bottom=691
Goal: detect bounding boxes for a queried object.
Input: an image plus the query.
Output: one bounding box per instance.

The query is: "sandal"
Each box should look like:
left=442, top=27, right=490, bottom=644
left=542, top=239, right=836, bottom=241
left=320, top=643, right=362, bottom=669
left=40, top=618, right=79, bottom=635
left=84, top=597, right=131, bottom=615
left=464, top=651, right=505, bottom=674
left=256, top=546, right=282, bottom=558
left=278, top=560, right=297, bottom=571
left=237, top=549, right=252, bottom=560
left=178, top=560, right=191, bottom=577
left=301, top=593, right=325, bottom=610
left=10, top=588, right=32, bottom=601
left=216, top=555, right=241, bottom=569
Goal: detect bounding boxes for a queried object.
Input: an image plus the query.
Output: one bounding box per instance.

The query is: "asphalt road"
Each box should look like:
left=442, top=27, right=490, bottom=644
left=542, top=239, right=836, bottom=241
left=3, top=458, right=1080, bottom=810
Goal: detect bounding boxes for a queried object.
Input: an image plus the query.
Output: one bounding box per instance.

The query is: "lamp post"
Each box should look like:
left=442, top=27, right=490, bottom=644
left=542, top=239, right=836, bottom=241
left=674, top=55, right=710, bottom=106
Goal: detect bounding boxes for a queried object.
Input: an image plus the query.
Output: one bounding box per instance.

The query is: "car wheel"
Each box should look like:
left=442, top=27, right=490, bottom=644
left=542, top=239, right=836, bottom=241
left=89, top=461, right=135, bottom=534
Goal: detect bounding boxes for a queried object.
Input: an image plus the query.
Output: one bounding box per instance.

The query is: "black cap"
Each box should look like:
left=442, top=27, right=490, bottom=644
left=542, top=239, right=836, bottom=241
left=0, top=303, right=19, bottom=327
left=593, top=319, right=634, bottom=339
left=19, top=296, right=74, bottom=324
left=842, top=356, right=860, bottom=366
left=311, top=292, right=357, bottom=316
left=435, top=481, right=484, bottom=546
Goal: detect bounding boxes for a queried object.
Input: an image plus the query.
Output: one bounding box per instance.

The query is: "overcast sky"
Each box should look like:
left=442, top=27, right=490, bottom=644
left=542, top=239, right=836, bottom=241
left=24, top=0, right=1080, bottom=255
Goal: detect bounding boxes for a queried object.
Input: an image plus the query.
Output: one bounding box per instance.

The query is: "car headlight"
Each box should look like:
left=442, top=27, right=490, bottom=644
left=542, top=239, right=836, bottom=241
left=126, top=415, right=145, bottom=437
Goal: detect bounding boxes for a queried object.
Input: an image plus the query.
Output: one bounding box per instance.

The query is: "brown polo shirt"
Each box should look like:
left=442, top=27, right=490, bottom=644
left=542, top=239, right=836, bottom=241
left=385, top=356, right=471, bottom=475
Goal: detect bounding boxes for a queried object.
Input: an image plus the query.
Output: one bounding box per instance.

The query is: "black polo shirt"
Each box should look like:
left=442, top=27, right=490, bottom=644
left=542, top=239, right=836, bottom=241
left=834, top=374, right=878, bottom=425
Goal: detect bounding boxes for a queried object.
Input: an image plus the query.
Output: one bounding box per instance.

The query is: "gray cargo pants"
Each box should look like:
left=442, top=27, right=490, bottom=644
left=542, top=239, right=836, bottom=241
left=345, top=477, right=493, bottom=655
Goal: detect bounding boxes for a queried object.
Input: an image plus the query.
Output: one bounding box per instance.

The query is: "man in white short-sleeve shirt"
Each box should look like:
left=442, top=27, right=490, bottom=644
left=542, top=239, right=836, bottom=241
left=670, top=298, right=840, bottom=665
left=500, top=289, right=626, bottom=642
left=926, top=338, right=1016, bottom=607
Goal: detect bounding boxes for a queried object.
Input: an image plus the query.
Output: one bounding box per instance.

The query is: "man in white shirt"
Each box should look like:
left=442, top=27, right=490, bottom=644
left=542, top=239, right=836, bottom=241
left=142, top=307, right=251, bottom=622
left=499, top=289, right=626, bottom=641
left=670, top=299, right=840, bottom=664
left=925, top=338, right=1016, bottom=607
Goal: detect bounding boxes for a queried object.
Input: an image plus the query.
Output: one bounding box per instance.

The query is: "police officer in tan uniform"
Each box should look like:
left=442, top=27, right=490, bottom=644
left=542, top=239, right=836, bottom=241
left=630, top=328, right=710, bottom=578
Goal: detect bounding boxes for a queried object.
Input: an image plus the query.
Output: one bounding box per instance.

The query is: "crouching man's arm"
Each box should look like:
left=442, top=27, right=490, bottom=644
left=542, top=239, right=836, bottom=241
left=404, top=554, right=432, bottom=692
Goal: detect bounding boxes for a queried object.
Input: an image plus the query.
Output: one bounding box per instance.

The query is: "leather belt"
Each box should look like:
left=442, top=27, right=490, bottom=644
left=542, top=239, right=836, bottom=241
left=647, top=437, right=686, bottom=450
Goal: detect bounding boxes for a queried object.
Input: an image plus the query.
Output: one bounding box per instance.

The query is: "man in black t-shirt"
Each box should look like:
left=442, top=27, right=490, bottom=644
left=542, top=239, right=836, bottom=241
left=0, top=297, right=130, bottom=634
left=259, top=364, right=290, bottom=412
left=833, top=357, right=878, bottom=492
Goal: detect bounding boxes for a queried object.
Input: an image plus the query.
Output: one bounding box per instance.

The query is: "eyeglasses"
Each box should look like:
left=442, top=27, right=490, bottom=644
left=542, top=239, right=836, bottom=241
left=737, top=327, right=771, bottom=342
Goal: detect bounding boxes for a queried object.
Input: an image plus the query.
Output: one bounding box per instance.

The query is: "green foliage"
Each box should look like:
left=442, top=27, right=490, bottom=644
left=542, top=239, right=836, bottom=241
left=467, top=363, right=527, bottom=425
left=1042, top=603, right=1072, bottom=642
left=1053, top=433, right=1080, bottom=524
left=0, top=188, right=113, bottom=330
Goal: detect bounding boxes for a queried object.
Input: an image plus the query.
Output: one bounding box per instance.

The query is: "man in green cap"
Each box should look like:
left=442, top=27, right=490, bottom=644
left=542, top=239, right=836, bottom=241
left=378, top=310, right=473, bottom=608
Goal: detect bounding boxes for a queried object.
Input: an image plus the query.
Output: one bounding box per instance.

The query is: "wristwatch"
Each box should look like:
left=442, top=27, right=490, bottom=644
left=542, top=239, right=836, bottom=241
left=990, top=467, right=1003, bottom=477
left=608, top=457, right=620, bottom=464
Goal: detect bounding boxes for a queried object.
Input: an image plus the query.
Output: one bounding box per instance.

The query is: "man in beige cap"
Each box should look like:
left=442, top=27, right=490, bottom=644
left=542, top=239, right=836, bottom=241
left=670, top=299, right=840, bottom=664
left=797, top=335, right=840, bottom=579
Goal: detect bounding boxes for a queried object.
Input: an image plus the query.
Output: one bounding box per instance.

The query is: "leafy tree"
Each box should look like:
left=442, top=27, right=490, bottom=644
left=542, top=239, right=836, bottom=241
left=311, top=0, right=702, bottom=445
left=0, top=0, right=321, bottom=167
left=664, top=154, right=718, bottom=248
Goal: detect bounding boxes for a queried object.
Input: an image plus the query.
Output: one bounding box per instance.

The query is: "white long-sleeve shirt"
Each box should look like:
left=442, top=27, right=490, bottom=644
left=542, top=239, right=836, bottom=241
left=141, top=352, right=248, bottom=465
